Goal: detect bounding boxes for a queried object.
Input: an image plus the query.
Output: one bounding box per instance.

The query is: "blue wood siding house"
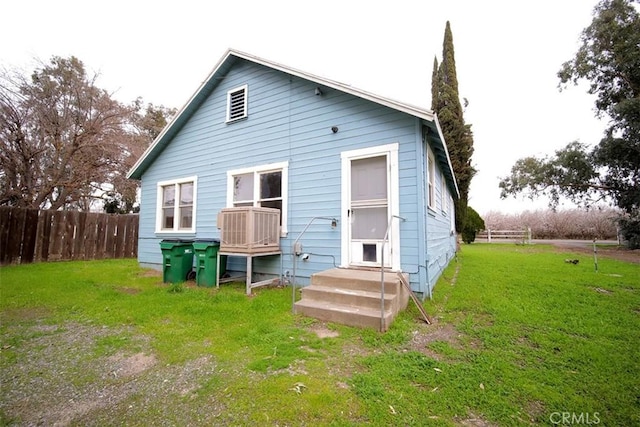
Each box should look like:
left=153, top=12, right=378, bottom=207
left=128, top=49, right=459, bottom=300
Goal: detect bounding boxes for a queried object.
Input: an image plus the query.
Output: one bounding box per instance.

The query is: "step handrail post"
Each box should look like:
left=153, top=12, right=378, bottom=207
left=291, top=216, right=338, bottom=312
left=380, top=215, right=406, bottom=331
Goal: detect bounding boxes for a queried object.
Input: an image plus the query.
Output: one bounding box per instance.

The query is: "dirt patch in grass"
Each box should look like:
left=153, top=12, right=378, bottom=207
left=0, top=306, right=52, bottom=322
left=407, top=321, right=462, bottom=360
left=0, top=321, right=221, bottom=426
left=549, top=241, right=640, bottom=264
left=309, top=323, right=340, bottom=338
left=456, top=412, right=497, bottom=426
left=107, top=352, right=157, bottom=377
left=523, top=400, right=547, bottom=424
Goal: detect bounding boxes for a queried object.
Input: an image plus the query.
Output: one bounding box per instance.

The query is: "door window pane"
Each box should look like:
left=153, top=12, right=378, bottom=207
left=351, top=156, right=387, bottom=201
left=352, top=207, right=387, bottom=239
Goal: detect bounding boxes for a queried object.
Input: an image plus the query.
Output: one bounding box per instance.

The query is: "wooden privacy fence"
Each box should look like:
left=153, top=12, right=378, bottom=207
left=0, top=207, right=139, bottom=265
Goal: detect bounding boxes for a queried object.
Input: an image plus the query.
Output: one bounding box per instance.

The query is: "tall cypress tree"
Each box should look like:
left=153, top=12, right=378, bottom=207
left=432, top=21, right=476, bottom=232
left=431, top=57, right=440, bottom=111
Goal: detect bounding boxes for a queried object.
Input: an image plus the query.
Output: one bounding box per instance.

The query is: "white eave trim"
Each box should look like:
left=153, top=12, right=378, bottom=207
left=127, top=48, right=439, bottom=180
left=229, top=49, right=436, bottom=123
left=432, top=114, right=460, bottom=199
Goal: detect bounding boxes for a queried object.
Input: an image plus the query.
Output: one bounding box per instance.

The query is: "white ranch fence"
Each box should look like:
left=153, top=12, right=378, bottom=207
left=476, top=228, right=532, bottom=244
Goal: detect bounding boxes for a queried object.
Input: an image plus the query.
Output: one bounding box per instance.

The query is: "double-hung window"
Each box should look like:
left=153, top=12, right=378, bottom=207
left=441, top=171, right=448, bottom=215
left=427, top=148, right=436, bottom=211
left=227, top=162, right=288, bottom=235
left=156, top=176, right=197, bottom=233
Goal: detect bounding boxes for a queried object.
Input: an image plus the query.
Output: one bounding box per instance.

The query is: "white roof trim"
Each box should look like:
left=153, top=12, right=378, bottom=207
left=432, top=113, right=460, bottom=198
left=229, top=49, right=436, bottom=122
left=128, top=48, right=439, bottom=179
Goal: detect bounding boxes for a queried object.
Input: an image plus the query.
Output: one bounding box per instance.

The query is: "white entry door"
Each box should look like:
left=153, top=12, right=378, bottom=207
left=349, top=155, right=390, bottom=266
left=341, top=143, right=400, bottom=270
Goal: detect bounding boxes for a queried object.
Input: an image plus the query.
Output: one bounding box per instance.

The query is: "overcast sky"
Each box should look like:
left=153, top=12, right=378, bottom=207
left=2, top=0, right=607, bottom=214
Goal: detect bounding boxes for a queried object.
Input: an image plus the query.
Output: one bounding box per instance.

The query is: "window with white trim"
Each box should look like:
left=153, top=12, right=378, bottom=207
left=450, top=195, right=456, bottom=232
left=427, top=148, right=436, bottom=210
left=156, top=176, right=197, bottom=233
left=227, top=162, right=288, bottom=234
left=226, top=85, right=248, bottom=122
left=441, top=171, right=447, bottom=214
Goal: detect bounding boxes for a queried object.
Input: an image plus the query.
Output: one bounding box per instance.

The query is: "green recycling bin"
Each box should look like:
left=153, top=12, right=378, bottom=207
left=159, top=239, right=194, bottom=283
left=192, top=239, right=227, bottom=287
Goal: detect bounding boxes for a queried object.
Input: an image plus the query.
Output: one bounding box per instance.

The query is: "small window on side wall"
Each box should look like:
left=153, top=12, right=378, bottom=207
left=441, top=171, right=448, bottom=215
left=156, top=176, right=197, bottom=233
left=226, top=85, right=248, bottom=122
left=427, top=149, right=436, bottom=211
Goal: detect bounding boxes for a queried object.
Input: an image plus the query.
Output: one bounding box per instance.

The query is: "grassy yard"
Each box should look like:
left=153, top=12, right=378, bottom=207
left=1, top=244, right=638, bottom=426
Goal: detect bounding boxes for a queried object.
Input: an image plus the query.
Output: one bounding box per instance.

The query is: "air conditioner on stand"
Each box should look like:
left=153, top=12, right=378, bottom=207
left=217, top=207, right=281, bottom=253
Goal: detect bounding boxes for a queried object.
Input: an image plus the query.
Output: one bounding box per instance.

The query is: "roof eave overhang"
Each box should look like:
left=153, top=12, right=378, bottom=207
left=423, top=115, right=460, bottom=200
left=127, top=48, right=441, bottom=180
left=127, top=51, right=240, bottom=180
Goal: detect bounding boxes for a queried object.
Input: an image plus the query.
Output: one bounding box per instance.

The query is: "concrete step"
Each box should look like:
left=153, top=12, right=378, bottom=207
left=311, top=268, right=401, bottom=294
left=294, top=299, right=394, bottom=331
left=300, top=285, right=396, bottom=311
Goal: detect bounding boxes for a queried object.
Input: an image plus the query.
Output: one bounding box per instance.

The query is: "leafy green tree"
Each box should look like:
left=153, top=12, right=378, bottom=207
left=462, top=206, right=485, bottom=244
left=500, top=0, right=640, bottom=248
left=431, top=21, right=476, bottom=232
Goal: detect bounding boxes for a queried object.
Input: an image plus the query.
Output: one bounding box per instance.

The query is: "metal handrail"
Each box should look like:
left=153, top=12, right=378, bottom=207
left=291, top=216, right=338, bottom=312
left=380, top=214, right=406, bottom=331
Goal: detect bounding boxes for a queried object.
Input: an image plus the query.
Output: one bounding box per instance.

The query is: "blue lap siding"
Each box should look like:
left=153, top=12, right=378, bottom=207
left=132, top=51, right=457, bottom=297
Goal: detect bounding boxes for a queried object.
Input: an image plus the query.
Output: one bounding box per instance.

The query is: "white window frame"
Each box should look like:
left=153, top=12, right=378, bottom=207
left=450, top=195, right=456, bottom=233
left=441, top=171, right=448, bottom=215
left=226, top=161, right=289, bottom=236
left=155, top=176, right=197, bottom=234
left=427, top=148, right=436, bottom=211
left=226, top=84, right=248, bottom=123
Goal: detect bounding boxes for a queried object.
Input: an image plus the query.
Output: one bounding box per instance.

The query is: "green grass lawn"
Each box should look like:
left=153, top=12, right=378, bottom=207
left=1, top=244, right=638, bottom=426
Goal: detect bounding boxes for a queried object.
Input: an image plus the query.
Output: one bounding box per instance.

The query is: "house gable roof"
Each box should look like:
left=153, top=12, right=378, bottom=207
left=127, top=49, right=459, bottom=198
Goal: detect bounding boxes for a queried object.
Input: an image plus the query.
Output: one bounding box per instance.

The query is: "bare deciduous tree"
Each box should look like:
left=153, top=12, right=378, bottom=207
left=1, top=56, right=175, bottom=212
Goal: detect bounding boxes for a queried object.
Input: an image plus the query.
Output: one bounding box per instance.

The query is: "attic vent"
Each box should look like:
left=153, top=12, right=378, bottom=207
left=226, top=85, right=248, bottom=122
